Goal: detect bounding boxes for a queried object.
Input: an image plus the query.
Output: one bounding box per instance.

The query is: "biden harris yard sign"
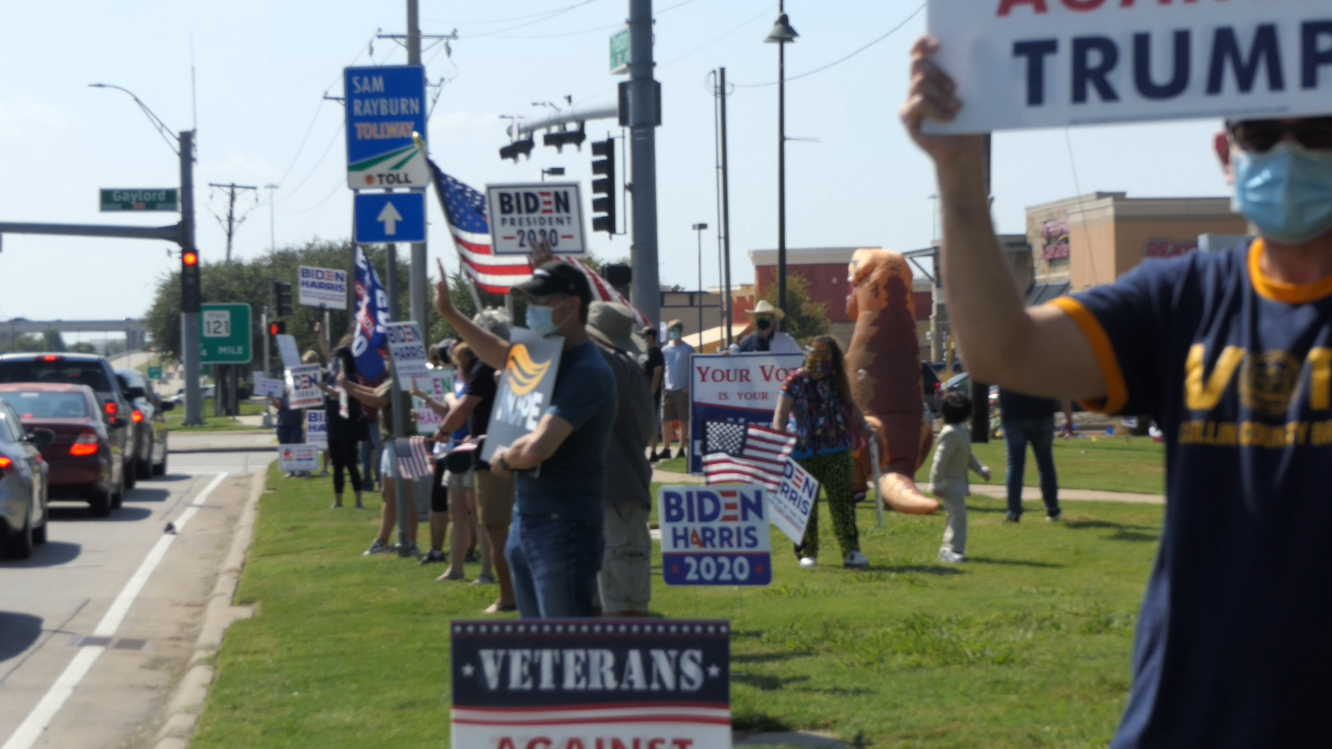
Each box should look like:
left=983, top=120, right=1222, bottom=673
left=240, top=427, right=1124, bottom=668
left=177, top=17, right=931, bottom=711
left=659, top=484, right=772, bottom=587
left=451, top=619, right=731, bottom=748
left=925, top=0, right=1332, bottom=133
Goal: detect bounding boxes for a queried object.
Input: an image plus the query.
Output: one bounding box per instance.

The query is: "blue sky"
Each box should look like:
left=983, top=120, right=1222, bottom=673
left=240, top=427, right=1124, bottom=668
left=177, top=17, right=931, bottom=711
left=0, top=0, right=1233, bottom=324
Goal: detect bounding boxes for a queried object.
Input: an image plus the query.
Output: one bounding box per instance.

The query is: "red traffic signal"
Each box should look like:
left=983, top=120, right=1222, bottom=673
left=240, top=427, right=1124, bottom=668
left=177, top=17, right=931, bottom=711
left=269, top=321, right=286, bottom=337
left=182, top=251, right=199, bottom=266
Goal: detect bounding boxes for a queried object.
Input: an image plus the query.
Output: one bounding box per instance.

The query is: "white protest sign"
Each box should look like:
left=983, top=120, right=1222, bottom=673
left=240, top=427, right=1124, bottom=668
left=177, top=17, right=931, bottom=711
left=768, top=459, right=820, bottom=546
left=278, top=444, right=320, bottom=473
left=925, top=0, right=1332, bottom=133
left=305, top=410, right=328, bottom=448
left=285, top=364, right=323, bottom=409
left=253, top=374, right=285, bottom=399
left=688, top=353, right=803, bottom=473
left=298, top=266, right=348, bottom=310
left=385, top=321, right=430, bottom=390
left=412, top=371, right=456, bottom=436
left=484, top=182, right=587, bottom=255
left=276, top=334, right=302, bottom=369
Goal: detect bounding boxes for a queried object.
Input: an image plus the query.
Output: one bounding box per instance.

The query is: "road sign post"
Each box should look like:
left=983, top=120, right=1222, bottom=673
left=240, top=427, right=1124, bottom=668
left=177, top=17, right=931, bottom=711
left=100, top=189, right=179, bottom=212
left=147, top=366, right=163, bottom=380
left=199, top=303, right=253, bottom=365
left=344, top=66, right=430, bottom=189
left=610, top=27, right=630, bottom=74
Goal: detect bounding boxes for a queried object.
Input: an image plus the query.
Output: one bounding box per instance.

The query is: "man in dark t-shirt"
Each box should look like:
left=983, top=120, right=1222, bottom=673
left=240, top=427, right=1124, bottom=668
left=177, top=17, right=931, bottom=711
left=639, top=326, right=665, bottom=460
left=997, top=389, right=1066, bottom=522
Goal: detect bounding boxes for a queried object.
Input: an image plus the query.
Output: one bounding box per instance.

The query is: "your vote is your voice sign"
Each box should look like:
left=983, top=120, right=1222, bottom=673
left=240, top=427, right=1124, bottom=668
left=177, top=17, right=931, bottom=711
left=658, top=485, right=772, bottom=587
left=925, top=0, right=1332, bottom=133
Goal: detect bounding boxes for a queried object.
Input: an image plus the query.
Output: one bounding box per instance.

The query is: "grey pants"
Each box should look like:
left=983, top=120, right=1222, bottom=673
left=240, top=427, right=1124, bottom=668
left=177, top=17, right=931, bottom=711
left=599, top=502, right=652, bottom=614
left=938, top=490, right=968, bottom=555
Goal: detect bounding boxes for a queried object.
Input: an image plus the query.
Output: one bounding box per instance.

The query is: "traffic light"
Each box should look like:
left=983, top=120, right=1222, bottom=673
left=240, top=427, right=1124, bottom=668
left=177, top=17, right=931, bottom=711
left=273, top=281, right=293, bottom=317
left=542, top=123, right=586, bottom=153
left=591, top=139, right=616, bottom=236
left=498, top=137, right=535, bottom=163
left=603, top=263, right=632, bottom=296
left=180, top=250, right=201, bottom=313
left=269, top=321, right=286, bottom=337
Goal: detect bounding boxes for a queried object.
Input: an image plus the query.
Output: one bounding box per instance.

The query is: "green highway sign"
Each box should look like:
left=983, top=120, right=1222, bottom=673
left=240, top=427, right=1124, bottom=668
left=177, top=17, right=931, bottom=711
left=147, top=366, right=163, bottom=380
left=100, top=189, right=178, bottom=212
left=199, top=303, right=253, bottom=365
left=610, top=28, right=630, bottom=75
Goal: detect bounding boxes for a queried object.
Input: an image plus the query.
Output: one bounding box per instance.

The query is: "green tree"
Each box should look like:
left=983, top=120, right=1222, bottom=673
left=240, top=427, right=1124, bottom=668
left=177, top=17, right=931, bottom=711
left=42, top=328, right=67, bottom=352
left=758, top=272, right=829, bottom=344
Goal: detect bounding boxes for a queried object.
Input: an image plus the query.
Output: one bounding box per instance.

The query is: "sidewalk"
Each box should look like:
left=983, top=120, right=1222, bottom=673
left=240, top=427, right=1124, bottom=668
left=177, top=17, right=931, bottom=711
left=651, top=468, right=1165, bottom=505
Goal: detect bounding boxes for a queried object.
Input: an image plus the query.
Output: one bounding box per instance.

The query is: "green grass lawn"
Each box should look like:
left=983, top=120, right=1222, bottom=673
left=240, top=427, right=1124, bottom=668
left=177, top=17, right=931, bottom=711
left=192, top=465, right=1161, bottom=748
left=165, top=398, right=270, bottom=432
left=656, top=436, right=1165, bottom=496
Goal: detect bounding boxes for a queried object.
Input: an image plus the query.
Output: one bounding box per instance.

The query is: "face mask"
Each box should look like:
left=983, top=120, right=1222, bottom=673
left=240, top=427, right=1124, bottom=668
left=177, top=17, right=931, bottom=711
left=1233, top=143, right=1332, bottom=245
left=755, top=317, right=771, bottom=331
left=526, top=304, right=559, bottom=338
left=668, top=329, right=682, bottom=341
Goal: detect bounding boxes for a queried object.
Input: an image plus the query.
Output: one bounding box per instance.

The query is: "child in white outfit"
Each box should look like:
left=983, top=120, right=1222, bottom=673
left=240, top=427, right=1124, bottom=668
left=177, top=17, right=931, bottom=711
left=929, top=391, right=991, bottom=563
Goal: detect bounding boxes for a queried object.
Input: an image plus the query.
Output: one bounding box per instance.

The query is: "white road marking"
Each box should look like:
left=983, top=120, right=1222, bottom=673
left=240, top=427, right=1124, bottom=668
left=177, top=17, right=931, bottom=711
left=1, top=472, right=229, bottom=749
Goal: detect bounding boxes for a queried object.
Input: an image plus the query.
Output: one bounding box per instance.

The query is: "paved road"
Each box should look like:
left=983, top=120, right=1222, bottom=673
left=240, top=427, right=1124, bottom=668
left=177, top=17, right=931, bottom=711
left=0, top=439, right=273, bottom=749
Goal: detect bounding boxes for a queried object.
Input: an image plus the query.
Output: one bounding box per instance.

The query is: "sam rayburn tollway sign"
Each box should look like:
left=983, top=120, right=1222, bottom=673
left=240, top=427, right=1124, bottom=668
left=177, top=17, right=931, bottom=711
left=344, top=65, right=430, bottom=190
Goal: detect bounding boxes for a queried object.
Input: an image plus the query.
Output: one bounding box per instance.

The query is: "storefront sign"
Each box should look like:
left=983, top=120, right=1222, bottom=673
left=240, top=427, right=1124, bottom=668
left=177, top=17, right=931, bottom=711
left=1041, top=216, right=1071, bottom=260
left=1145, top=238, right=1197, bottom=259
left=451, top=619, right=731, bottom=748
left=278, top=444, right=320, bottom=472
left=769, top=459, right=820, bottom=546
left=925, top=1, right=1332, bottom=133
left=482, top=328, right=565, bottom=463
left=688, top=353, right=803, bottom=473
left=659, top=484, right=772, bottom=587
left=385, top=321, right=430, bottom=390
left=305, top=410, right=328, bottom=448
left=285, top=365, right=323, bottom=409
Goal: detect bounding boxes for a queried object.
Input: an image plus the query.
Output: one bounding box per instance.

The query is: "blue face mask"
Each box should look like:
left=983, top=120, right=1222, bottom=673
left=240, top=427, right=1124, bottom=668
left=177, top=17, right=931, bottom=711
left=525, top=304, right=559, bottom=338
left=1233, top=143, right=1332, bottom=245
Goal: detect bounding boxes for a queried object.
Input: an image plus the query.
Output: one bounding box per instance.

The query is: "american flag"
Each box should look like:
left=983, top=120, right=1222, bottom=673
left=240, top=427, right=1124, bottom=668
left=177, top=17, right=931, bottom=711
left=426, top=158, right=650, bottom=327
left=394, top=437, right=433, bottom=480
left=702, top=422, right=796, bottom=491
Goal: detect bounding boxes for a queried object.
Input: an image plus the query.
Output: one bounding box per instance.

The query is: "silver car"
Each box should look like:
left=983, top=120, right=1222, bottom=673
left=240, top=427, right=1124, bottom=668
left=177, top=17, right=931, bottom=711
left=0, top=397, right=53, bottom=559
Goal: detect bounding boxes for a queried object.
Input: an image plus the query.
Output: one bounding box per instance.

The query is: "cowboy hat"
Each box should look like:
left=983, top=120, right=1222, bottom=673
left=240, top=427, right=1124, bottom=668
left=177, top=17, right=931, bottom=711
left=587, top=302, right=646, bottom=355
left=744, top=300, right=786, bottom=321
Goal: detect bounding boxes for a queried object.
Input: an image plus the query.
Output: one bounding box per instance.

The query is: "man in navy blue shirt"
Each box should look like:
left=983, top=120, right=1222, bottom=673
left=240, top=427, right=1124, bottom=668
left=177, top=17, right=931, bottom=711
left=905, top=34, right=1332, bottom=748
left=435, top=258, right=616, bottom=619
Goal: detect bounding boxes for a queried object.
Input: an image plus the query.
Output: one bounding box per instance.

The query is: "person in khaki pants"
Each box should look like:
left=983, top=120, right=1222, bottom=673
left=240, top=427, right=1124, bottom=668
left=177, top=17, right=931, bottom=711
left=929, top=391, right=991, bottom=564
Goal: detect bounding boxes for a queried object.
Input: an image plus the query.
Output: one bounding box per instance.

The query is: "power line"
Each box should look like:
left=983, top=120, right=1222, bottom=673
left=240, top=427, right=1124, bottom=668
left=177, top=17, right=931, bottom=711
left=659, top=3, right=777, bottom=69
left=424, top=0, right=601, bottom=26
left=457, top=0, right=602, bottom=38
left=733, top=4, right=926, bottom=88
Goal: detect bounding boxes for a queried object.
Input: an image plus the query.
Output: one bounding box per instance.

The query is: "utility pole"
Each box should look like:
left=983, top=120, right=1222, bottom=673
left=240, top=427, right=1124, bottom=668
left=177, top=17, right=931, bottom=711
left=181, top=131, right=203, bottom=426
left=207, top=182, right=259, bottom=263
left=717, top=67, right=734, bottom=347
left=266, top=184, right=279, bottom=250
left=406, top=0, right=430, bottom=344
left=628, top=0, right=661, bottom=325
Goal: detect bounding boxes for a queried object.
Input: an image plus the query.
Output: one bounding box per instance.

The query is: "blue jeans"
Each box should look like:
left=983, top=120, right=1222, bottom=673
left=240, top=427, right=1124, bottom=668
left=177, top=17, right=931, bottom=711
left=276, top=426, right=302, bottom=445
left=359, top=429, right=382, bottom=489
left=506, top=512, right=605, bottom=619
left=1003, top=418, right=1060, bottom=517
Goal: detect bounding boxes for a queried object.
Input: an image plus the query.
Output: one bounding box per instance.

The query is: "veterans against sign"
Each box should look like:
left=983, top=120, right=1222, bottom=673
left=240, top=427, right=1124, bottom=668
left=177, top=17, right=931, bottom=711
left=485, top=183, right=587, bottom=255
left=286, top=365, right=323, bottom=409
left=925, top=0, right=1332, bottom=133
left=298, top=266, right=348, bottom=310
left=659, top=484, right=772, bottom=587
left=689, top=353, right=803, bottom=473
left=384, top=321, right=430, bottom=390
left=481, top=328, right=565, bottom=464
left=451, top=619, right=731, bottom=748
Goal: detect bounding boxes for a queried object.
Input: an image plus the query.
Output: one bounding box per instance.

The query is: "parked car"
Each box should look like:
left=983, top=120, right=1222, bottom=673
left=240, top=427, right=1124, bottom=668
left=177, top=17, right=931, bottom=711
left=921, top=362, right=942, bottom=415
left=0, top=396, right=52, bottom=559
left=164, top=384, right=214, bottom=407
left=0, top=383, right=124, bottom=517
left=943, top=372, right=1000, bottom=408
left=116, top=368, right=172, bottom=478
left=0, top=353, right=137, bottom=492
left=929, top=360, right=966, bottom=376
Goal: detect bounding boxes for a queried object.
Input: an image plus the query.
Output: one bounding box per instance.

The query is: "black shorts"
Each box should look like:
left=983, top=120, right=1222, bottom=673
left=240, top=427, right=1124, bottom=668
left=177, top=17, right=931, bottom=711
left=431, top=459, right=449, bottom=513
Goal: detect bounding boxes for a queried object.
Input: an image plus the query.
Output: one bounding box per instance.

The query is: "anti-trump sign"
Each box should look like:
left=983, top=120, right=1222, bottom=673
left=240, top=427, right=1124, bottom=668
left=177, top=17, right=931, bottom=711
left=688, top=353, right=803, bottom=473
left=385, top=321, right=430, bottom=390
left=298, top=266, right=348, bottom=310
left=482, top=328, right=565, bottom=464
left=926, top=0, right=1332, bottom=133
left=451, top=619, right=731, bottom=748
left=768, top=459, right=820, bottom=547
left=659, top=485, right=771, bottom=587
left=305, top=410, right=328, bottom=448
left=285, top=365, right=323, bottom=409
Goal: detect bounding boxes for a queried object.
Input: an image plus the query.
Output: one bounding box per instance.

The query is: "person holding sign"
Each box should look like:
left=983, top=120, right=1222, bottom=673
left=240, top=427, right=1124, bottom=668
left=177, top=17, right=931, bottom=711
left=772, top=336, right=870, bottom=570
left=903, top=33, right=1332, bottom=747
left=316, top=343, right=367, bottom=509
left=339, top=367, right=420, bottom=558
left=435, top=256, right=617, bottom=619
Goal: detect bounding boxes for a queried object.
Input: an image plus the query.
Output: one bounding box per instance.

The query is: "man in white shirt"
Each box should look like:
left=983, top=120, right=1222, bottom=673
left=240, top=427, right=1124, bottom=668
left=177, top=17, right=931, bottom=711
left=660, top=319, right=694, bottom=460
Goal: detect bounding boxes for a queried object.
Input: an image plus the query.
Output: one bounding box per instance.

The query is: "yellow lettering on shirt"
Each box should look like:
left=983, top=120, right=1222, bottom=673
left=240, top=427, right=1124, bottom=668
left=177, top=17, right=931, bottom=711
left=1185, top=345, right=1246, bottom=412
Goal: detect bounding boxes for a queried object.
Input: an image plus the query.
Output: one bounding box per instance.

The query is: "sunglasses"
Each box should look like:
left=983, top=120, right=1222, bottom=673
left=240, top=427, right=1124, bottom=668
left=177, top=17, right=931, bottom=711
left=1230, top=118, right=1332, bottom=154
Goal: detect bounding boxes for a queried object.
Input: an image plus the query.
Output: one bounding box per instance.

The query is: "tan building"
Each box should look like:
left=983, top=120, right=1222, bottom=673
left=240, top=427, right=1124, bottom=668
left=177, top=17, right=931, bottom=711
left=1026, top=193, right=1249, bottom=291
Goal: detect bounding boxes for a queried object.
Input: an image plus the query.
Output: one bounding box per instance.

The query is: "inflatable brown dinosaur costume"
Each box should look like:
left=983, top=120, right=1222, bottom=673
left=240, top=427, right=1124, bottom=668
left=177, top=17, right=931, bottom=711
left=846, top=249, right=938, bottom=514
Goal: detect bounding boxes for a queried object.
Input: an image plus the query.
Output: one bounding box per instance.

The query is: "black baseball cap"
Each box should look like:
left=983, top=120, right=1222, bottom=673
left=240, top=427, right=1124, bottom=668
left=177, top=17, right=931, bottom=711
left=514, top=261, right=593, bottom=304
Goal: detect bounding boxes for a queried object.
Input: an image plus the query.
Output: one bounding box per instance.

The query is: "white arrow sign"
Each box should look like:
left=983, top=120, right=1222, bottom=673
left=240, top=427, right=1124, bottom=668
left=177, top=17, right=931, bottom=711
left=377, top=201, right=403, bottom=236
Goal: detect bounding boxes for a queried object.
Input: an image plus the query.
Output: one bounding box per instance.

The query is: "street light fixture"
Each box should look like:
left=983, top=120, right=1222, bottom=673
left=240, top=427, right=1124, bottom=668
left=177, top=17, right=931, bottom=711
left=764, top=7, right=798, bottom=329
left=541, top=167, right=566, bottom=182
left=693, top=223, right=709, bottom=346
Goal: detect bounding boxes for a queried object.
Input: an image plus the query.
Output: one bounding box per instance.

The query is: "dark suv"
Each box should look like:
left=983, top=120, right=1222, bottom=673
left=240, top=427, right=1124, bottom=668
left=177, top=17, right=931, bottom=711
left=0, top=354, right=137, bottom=492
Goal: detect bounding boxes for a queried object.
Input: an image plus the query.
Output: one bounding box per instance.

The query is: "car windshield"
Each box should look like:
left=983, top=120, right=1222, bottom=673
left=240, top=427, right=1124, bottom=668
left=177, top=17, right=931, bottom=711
left=0, top=360, right=109, bottom=392
left=2, top=391, right=90, bottom=418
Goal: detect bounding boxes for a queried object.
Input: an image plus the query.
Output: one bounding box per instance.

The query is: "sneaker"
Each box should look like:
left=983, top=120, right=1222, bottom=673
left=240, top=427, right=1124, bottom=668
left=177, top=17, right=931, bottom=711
left=939, top=549, right=965, bottom=563
left=464, top=549, right=481, bottom=564
left=398, top=542, right=422, bottom=559
left=363, top=540, right=394, bottom=556
left=436, top=570, right=466, bottom=582
left=842, top=551, right=869, bottom=569
left=1047, top=510, right=1063, bottom=522
left=799, top=557, right=818, bottom=569
left=418, top=550, right=446, bottom=566
left=1003, top=513, right=1021, bottom=523
left=471, top=572, right=497, bottom=586
left=675, top=448, right=688, bottom=460
left=851, top=491, right=867, bottom=505
left=483, top=601, right=518, bottom=614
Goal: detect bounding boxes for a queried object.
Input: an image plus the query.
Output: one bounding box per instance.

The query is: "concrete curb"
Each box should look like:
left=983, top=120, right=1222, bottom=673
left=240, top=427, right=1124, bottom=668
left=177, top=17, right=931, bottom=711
left=151, top=470, right=267, bottom=749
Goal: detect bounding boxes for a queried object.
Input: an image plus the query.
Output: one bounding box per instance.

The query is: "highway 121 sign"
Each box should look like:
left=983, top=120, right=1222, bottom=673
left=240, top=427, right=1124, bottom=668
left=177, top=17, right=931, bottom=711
left=344, top=65, right=429, bottom=189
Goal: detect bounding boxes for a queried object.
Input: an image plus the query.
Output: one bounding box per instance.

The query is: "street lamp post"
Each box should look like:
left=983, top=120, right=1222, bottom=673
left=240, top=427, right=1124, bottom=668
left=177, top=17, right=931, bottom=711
left=693, top=223, right=708, bottom=347
left=765, top=6, right=798, bottom=329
